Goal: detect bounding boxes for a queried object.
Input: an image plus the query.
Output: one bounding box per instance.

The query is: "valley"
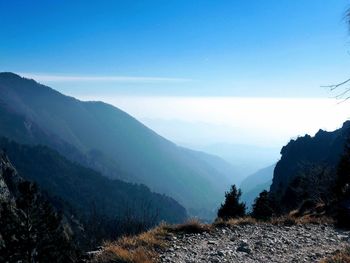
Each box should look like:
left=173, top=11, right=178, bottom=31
left=2, top=2, right=350, bottom=261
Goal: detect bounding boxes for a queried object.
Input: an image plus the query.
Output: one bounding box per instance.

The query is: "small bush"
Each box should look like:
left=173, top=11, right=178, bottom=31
left=252, top=190, right=277, bottom=220
left=217, top=185, right=246, bottom=220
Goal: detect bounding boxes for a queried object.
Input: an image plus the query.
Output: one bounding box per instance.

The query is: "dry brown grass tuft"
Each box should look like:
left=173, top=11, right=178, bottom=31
left=296, top=214, right=335, bottom=225
left=270, top=215, right=298, bottom=226
left=213, top=214, right=334, bottom=228
left=164, top=218, right=211, bottom=234
left=213, top=217, right=257, bottom=228
left=91, top=225, right=169, bottom=263
left=93, top=245, right=155, bottom=263
left=91, top=220, right=212, bottom=263
left=270, top=211, right=334, bottom=226
left=320, top=247, right=350, bottom=263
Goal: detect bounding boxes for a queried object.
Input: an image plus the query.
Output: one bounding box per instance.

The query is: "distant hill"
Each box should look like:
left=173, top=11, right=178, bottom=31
left=194, top=143, right=280, bottom=181
left=0, top=72, right=237, bottom=217
left=240, top=164, right=275, bottom=209
left=0, top=137, right=187, bottom=223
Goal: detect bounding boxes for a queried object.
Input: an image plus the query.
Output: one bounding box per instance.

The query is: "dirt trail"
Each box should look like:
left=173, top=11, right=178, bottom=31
left=159, top=224, right=350, bottom=263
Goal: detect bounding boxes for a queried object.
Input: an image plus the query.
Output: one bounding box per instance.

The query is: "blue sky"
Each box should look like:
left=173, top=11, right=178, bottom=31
left=1, top=0, right=350, bottom=97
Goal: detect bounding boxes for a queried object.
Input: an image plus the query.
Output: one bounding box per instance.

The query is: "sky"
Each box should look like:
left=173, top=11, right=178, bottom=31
left=2, top=1, right=350, bottom=153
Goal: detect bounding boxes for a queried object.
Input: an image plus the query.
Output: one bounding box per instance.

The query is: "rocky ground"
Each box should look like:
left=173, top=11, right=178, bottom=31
left=159, top=224, right=350, bottom=263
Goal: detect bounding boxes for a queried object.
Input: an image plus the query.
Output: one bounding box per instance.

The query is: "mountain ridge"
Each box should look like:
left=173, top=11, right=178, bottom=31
left=270, top=121, right=350, bottom=197
left=0, top=72, right=238, bottom=217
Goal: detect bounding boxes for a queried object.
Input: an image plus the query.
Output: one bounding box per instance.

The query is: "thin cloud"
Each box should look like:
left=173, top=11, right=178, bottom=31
left=19, top=73, right=193, bottom=83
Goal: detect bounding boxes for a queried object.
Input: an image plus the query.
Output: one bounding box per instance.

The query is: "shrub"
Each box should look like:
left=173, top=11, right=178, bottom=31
left=217, top=185, right=246, bottom=220
left=252, top=190, right=277, bottom=220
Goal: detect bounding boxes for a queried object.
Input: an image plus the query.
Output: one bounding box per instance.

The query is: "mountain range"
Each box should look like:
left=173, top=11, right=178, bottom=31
left=0, top=72, right=239, bottom=217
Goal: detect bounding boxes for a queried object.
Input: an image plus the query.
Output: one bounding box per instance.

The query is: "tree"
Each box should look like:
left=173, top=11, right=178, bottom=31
left=0, top=181, right=79, bottom=263
left=334, top=137, right=350, bottom=227
left=217, top=185, right=246, bottom=220
left=335, top=138, right=350, bottom=200
left=252, top=190, right=277, bottom=220
left=321, top=8, right=350, bottom=102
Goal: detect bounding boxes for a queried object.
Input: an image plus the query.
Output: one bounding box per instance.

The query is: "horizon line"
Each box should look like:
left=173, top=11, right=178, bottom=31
left=18, top=72, right=193, bottom=84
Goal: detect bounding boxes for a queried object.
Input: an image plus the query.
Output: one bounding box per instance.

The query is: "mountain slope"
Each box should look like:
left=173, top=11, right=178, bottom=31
left=0, top=137, right=187, bottom=223
left=240, top=164, right=275, bottom=209
left=0, top=152, right=80, bottom=262
left=0, top=72, right=235, bottom=215
left=270, top=121, right=350, bottom=199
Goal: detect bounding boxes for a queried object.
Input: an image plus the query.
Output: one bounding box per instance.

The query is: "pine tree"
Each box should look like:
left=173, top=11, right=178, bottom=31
left=217, top=185, right=246, bottom=220
left=252, top=190, right=277, bottom=220
left=0, top=181, right=79, bottom=262
left=0, top=202, right=24, bottom=262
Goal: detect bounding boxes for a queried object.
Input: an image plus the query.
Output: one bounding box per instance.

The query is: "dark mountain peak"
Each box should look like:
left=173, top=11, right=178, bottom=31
left=0, top=72, right=79, bottom=106
left=0, top=72, right=37, bottom=86
left=342, top=120, right=350, bottom=128
left=271, top=121, right=350, bottom=196
left=0, top=72, right=22, bottom=79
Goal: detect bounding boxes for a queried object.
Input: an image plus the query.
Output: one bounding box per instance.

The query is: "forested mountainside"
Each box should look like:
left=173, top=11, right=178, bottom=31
left=0, top=72, right=238, bottom=216
left=0, top=152, right=80, bottom=262
left=0, top=137, right=187, bottom=224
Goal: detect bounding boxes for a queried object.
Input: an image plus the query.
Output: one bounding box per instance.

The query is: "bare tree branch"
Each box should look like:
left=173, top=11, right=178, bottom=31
left=334, top=88, right=350, bottom=99
left=321, top=78, right=350, bottom=91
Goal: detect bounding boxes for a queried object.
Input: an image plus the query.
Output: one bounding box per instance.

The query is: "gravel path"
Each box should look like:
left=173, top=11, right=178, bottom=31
left=159, top=224, right=350, bottom=263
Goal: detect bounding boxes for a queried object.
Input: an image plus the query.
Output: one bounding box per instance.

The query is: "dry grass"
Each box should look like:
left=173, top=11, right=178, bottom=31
left=164, top=218, right=211, bottom=234
left=92, top=215, right=335, bottom=262
left=320, top=247, right=350, bottom=263
left=91, top=219, right=210, bottom=263
left=213, top=216, right=257, bottom=228
left=213, top=214, right=334, bottom=228
left=295, top=214, right=335, bottom=225
left=94, top=246, right=155, bottom=263
left=271, top=214, right=334, bottom=226
left=91, top=225, right=168, bottom=263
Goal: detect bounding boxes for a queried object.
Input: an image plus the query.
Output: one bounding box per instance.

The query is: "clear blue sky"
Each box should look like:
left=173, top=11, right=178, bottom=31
left=1, top=0, right=350, bottom=97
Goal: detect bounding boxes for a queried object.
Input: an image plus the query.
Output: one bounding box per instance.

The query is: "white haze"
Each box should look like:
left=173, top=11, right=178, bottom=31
left=78, top=96, right=350, bottom=149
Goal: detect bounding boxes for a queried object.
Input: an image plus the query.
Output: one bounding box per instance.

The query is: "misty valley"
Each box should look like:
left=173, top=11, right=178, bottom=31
left=2, top=1, right=350, bottom=262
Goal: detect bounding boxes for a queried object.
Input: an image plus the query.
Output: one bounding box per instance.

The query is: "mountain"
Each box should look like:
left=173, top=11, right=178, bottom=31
left=270, top=121, right=350, bottom=196
left=240, top=164, right=275, bottom=209
left=0, top=137, right=187, bottom=223
left=0, top=72, right=236, bottom=216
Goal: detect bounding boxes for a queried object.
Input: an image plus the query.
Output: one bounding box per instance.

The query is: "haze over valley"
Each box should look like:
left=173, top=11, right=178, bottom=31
left=2, top=1, right=350, bottom=262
